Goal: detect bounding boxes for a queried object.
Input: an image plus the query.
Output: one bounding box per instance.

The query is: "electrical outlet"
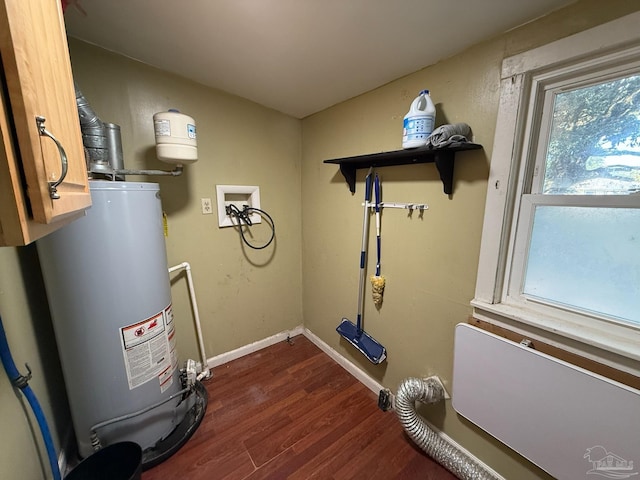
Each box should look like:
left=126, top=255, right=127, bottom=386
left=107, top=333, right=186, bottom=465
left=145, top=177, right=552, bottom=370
left=201, top=198, right=213, bottom=215
left=378, top=389, right=393, bottom=411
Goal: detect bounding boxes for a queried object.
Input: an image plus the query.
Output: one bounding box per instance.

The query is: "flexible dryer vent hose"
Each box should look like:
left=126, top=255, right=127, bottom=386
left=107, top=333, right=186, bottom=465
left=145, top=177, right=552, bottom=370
left=395, top=377, right=500, bottom=480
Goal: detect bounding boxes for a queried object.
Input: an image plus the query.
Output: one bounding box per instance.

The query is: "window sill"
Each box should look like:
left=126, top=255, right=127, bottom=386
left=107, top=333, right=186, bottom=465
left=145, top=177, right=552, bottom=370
left=471, top=299, right=640, bottom=377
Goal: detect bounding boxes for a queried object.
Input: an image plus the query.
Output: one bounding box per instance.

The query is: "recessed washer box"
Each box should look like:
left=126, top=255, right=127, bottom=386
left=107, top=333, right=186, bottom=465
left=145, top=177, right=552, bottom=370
left=215, top=185, right=261, bottom=227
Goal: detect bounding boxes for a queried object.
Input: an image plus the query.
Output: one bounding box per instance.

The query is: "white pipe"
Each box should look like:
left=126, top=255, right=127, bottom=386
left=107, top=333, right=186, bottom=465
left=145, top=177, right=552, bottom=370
left=168, top=262, right=212, bottom=380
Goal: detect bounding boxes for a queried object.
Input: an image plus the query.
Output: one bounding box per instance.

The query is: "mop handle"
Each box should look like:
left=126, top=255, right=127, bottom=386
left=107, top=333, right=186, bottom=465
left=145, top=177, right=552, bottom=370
left=374, top=174, right=381, bottom=277
left=356, top=168, right=373, bottom=332
left=361, top=169, right=373, bottom=266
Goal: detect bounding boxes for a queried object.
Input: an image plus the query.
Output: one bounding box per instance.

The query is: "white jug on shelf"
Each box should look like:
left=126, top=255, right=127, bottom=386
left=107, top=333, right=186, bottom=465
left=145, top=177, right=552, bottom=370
left=402, top=89, right=435, bottom=149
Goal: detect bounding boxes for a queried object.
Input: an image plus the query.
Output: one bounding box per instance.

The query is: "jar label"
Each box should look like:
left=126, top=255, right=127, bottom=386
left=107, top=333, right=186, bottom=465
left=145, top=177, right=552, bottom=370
left=403, top=114, right=434, bottom=141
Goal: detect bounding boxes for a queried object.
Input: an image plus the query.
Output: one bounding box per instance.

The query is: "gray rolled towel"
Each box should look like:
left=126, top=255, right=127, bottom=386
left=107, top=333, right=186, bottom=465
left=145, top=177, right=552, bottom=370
left=425, top=123, right=472, bottom=148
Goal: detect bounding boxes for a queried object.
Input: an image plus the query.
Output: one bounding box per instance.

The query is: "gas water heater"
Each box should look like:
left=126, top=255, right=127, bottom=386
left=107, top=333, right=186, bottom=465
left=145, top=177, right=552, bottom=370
left=37, top=97, right=206, bottom=468
left=37, top=181, right=207, bottom=467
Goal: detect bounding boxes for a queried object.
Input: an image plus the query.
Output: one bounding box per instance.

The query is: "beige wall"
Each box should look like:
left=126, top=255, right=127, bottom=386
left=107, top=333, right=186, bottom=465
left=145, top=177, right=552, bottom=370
left=1, top=37, right=303, bottom=480
left=301, top=1, right=640, bottom=478
left=0, top=246, right=71, bottom=479
left=1, top=1, right=639, bottom=479
left=67, top=40, right=304, bottom=361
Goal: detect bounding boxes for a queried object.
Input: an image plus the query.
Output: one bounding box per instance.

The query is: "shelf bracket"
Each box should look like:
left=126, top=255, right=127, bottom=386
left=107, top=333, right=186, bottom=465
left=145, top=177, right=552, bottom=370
left=434, top=151, right=455, bottom=195
left=339, top=163, right=358, bottom=194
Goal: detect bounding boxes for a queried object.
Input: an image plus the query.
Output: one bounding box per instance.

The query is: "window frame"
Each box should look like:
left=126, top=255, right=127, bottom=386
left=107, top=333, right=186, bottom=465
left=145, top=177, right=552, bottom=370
left=472, top=11, right=640, bottom=375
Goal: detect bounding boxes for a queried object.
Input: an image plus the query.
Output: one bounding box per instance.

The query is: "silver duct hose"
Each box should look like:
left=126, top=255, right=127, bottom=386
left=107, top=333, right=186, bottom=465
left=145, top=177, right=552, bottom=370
left=396, top=377, right=500, bottom=480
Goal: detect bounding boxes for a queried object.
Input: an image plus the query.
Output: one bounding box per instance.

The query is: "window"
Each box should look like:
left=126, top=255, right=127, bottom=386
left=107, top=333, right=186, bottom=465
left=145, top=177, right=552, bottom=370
left=473, top=12, right=640, bottom=373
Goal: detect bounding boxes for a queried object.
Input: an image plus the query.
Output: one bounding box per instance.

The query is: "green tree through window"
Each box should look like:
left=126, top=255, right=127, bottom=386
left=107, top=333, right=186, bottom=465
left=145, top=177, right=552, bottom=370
left=544, top=74, right=640, bottom=194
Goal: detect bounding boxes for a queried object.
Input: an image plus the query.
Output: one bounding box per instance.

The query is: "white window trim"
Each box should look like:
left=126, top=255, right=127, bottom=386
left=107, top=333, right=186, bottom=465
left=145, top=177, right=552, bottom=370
left=473, top=11, right=640, bottom=376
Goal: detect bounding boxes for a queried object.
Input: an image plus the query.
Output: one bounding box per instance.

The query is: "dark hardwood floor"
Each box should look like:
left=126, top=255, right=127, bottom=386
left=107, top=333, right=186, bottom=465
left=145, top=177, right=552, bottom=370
left=142, top=335, right=457, bottom=480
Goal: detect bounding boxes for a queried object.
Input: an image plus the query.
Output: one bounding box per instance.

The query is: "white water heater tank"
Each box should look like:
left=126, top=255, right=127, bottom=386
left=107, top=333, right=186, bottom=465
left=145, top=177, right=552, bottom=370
left=37, top=181, right=188, bottom=459
left=153, top=109, right=197, bottom=164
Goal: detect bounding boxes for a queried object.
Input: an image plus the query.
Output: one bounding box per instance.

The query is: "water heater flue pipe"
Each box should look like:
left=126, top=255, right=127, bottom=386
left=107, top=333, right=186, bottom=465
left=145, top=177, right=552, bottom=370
left=75, top=85, right=187, bottom=178
left=395, top=377, right=500, bottom=480
left=168, top=262, right=211, bottom=380
left=75, top=84, right=107, bottom=165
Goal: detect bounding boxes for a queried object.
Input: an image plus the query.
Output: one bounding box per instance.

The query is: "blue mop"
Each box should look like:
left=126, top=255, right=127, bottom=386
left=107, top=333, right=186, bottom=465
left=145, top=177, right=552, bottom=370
left=336, top=168, right=387, bottom=364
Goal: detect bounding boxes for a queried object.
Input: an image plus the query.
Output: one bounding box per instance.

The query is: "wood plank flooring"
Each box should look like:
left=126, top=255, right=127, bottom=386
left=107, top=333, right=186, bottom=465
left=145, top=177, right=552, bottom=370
left=142, top=335, right=457, bottom=480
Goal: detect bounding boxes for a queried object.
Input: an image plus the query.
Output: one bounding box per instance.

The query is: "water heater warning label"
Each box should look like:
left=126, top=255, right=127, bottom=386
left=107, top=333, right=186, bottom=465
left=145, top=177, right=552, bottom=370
left=120, top=305, right=175, bottom=390
left=164, top=304, right=178, bottom=393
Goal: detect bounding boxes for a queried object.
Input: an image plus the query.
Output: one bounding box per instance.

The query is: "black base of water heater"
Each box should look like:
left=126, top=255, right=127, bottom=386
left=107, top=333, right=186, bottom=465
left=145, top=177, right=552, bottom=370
left=141, top=380, right=208, bottom=470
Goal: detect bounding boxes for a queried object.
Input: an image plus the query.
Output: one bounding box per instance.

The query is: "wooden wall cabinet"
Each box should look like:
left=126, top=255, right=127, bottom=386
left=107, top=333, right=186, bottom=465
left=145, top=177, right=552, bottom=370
left=0, top=0, right=90, bottom=246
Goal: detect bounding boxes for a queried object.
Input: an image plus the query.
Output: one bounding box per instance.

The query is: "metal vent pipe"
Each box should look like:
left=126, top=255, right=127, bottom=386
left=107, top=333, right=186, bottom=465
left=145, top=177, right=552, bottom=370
left=75, top=84, right=108, bottom=164
left=395, top=377, right=500, bottom=480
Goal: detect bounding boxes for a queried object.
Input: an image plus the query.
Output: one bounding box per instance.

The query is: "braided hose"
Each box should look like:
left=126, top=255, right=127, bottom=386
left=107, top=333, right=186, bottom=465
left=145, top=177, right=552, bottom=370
left=395, top=377, right=500, bottom=480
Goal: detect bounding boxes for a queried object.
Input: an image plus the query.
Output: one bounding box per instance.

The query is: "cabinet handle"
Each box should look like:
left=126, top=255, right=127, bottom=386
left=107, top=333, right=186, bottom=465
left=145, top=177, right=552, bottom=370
left=36, top=116, right=68, bottom=200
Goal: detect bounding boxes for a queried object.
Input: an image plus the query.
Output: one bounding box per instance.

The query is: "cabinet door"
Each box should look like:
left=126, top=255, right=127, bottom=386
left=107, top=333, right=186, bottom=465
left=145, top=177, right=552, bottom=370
left=0, top=0, right=90, bottom=225
left=0, top=82, right=84, bottom=246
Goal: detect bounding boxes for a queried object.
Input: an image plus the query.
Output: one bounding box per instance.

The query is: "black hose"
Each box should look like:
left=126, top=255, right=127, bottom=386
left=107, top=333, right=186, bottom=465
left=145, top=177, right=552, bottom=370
left=225, top=204, right=275, bottom=250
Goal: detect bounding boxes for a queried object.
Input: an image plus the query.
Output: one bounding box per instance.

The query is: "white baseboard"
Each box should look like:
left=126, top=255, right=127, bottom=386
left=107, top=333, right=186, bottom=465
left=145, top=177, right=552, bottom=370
left=301, top=327, right=385, bottom=396
left=205, top=326, right=503, bottom=480
left=206, top=325, right=304, bottom=368
left=422, top=419, right=506, bottom=480
left=204, top=325, right=383, bottom=395
left=301, top=329, right=503, bottom=477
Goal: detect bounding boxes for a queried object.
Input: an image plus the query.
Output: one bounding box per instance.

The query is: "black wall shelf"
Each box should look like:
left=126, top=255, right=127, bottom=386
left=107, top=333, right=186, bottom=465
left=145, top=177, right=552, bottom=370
left=323, top=142, right=482, bottom=194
